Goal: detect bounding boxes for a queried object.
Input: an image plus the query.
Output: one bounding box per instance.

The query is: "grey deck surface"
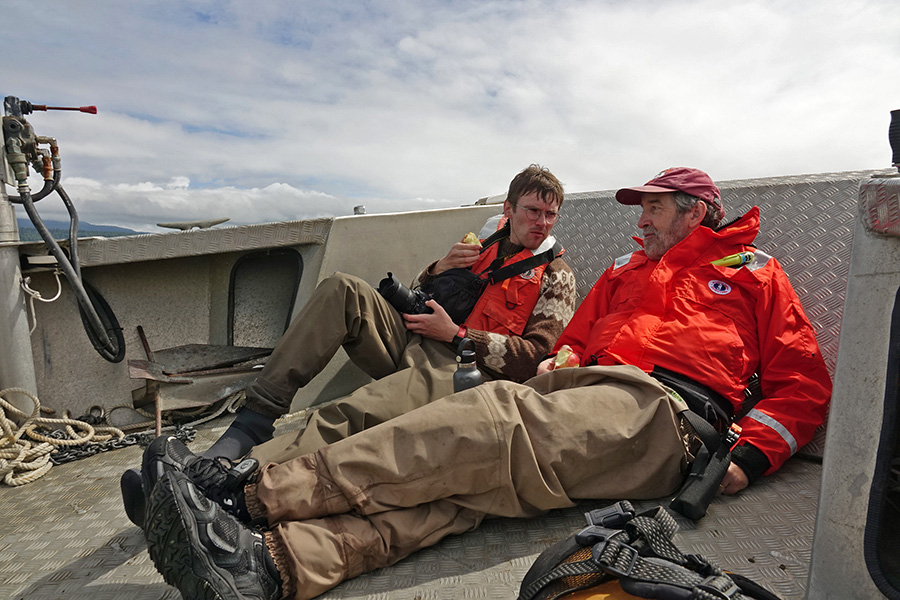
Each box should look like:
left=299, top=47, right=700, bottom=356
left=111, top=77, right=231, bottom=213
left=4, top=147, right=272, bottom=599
left=0, top=413, right=819, bottom=600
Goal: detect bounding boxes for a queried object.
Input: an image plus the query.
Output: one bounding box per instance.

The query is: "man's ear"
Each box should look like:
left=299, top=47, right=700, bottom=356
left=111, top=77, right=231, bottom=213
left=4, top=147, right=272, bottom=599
left=689, top=200, right=708, bottom=228
left=502, top=200, right=514, bottom=219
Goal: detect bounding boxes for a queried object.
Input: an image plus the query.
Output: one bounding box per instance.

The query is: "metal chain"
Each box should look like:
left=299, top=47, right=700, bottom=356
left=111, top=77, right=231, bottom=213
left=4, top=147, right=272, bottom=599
left=4, top=385, right=237, bottom=474
left=2, top=386, right=211, bottom=482
left=48, top=425, right=196, bottom=465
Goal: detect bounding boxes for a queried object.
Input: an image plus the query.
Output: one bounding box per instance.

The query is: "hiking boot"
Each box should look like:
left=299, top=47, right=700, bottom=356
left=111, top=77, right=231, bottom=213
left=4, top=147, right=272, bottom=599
left=140, top=435, right=258, bottom=523
left=121, top=433, right=200, bottom=527
left=120, top=467, right=145, bottom=527
left=145, top=470, right=282, bottom=600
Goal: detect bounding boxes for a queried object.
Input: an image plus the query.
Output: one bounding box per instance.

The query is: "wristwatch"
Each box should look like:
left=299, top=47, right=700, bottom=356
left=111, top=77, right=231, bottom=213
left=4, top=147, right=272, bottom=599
left=452, top=325, right=468, bottom=347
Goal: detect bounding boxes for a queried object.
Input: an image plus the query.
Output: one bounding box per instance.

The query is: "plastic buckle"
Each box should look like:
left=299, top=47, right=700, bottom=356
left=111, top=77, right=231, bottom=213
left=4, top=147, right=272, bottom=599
left=696, top=575, right=741, bottom=599
left=574, top=525, right=617, bottom=547
left=591, top=537, right=639, bottom=578
left=585, top=500, right=635, bottom=529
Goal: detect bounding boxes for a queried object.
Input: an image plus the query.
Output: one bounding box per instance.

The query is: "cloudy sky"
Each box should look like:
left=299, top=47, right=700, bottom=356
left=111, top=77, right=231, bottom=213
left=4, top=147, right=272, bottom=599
left=5, top=0, right=899, bottom=232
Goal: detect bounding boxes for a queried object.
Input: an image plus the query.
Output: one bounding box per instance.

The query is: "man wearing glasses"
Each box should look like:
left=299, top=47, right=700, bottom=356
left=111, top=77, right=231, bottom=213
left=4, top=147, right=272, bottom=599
left=121, top=164, right=577, bottom=527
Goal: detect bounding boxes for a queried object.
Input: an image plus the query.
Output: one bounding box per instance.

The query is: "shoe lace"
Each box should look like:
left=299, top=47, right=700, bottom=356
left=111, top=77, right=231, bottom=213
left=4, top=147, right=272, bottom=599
left=186, top=457, right=249, bottom=517
left=185, top=456, right=231, bottom=488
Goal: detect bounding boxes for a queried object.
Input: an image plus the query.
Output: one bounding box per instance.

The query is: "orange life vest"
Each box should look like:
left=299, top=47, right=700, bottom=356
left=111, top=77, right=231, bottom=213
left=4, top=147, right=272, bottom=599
left=464, top=228, right=561, bottom=336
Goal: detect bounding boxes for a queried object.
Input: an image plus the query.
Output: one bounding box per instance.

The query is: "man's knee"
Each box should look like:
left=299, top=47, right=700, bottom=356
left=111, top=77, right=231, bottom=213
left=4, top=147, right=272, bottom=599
left=318, top=272, right=367, bottom=296
left=309, top=272, right=379, bottom=316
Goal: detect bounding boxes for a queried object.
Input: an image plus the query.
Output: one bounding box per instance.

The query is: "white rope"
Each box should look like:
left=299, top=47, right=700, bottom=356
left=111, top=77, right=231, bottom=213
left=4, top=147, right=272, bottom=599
left=20, top=270, right=63, bottom=334
left=0, top=388, right=54, bottom=486
left=0, top=387, right=125, bottom=486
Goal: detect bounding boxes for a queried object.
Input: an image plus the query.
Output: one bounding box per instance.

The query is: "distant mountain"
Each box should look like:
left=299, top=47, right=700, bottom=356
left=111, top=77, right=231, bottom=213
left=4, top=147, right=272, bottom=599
left=16, top=218, right=140, bottom=242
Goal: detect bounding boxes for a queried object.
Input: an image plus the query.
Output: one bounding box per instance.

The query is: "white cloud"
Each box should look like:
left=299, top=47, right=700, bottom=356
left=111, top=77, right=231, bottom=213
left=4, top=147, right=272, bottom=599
left=4, top=0, right=900, bottom=232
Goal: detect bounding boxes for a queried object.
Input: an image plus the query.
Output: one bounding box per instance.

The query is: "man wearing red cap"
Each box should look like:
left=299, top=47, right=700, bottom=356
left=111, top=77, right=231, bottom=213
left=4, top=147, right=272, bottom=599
left=553, top=166, right=830, bottom=494
left=140, top=167, right=831, bottom=600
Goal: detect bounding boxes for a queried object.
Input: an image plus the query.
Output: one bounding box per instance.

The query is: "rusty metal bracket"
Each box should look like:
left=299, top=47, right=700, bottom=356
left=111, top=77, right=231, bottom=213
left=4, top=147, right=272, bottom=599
left=128, top=326, right=272, bottom=436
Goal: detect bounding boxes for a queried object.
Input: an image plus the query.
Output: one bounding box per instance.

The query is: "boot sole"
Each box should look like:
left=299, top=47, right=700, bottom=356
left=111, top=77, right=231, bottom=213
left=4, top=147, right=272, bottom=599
left=145, top=471, right=244, bottom=600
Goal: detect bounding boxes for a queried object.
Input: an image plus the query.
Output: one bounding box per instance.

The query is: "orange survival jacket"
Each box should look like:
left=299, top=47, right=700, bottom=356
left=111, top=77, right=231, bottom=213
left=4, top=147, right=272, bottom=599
left=553, top=207, right=832, bottom=473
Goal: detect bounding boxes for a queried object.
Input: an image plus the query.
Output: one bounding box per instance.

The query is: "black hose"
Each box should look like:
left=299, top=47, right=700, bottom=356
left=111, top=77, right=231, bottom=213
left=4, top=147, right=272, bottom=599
left=57, top=184, right=124, bottom=362
left=56, top=183, right=81, bottom=276
left=7, top=168, right=60, bottom=204
left=77, top=279, right=125, bottom=363
left=19, top=185, right=125, bottom=362
left=891, top=109, right=900, bottom=167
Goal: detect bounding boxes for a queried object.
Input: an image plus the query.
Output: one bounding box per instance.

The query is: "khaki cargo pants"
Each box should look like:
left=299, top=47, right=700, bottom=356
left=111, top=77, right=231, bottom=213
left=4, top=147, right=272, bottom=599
left=248, top=365, right=692, bottom=599
left=245, top=271, right=494, bottom=463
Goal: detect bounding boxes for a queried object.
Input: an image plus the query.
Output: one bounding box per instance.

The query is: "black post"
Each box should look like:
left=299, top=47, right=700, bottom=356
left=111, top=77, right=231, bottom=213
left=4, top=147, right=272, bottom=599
left=890, top=109, right=900, bottom=168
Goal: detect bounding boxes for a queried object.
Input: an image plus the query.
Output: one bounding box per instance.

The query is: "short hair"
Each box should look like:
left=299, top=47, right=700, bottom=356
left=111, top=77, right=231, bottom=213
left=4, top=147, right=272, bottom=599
left=507, top=164, right=564, bottom=208
left=672, top=191, right=723, bottom=229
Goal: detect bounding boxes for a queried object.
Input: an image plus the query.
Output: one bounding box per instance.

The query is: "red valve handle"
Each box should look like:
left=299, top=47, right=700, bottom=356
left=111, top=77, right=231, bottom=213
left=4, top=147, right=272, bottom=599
left=31, top=104, right=98, bottom=114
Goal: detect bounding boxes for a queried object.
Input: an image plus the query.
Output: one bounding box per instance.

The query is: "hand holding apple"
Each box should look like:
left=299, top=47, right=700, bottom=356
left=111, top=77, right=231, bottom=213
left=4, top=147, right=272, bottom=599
left=553, top=345, right=580, bottom=370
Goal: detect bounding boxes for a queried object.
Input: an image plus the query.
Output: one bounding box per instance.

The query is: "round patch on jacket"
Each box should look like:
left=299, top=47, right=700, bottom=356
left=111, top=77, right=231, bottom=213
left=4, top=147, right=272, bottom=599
left=520, top=269, right=536, bottom=280
left=708, top=280, right=732, bottom=295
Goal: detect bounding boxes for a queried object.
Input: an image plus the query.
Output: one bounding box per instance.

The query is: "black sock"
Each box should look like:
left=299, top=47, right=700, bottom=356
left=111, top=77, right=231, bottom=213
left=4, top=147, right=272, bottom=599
left=203, top=408, right=275, bottom=460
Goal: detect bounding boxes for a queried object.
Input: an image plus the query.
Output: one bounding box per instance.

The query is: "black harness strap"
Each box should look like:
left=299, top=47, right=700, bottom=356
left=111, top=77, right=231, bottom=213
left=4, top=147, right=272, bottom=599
left=477, top=226, right=510, bottom=253
left=650, top=366, right=733, bottom=433
left=471, top=223, right=563, bottom=285
left=487, top=241, right=564, bottom=284
left=518, top=504, right=781, bottom=600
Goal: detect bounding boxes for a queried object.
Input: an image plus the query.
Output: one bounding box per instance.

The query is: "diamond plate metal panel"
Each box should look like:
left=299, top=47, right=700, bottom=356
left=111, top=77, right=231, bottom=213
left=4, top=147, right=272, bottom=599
left=861, top=175, right=900, bottom=235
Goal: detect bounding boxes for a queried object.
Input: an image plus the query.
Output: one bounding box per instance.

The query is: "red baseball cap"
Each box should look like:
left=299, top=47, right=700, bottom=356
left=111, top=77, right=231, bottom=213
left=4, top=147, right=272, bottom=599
left=616, top=167, right=724, bottom=221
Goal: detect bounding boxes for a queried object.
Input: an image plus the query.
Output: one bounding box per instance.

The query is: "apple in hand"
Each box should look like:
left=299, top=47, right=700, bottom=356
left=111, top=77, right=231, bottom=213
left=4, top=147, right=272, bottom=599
left=553, top=345, right=580, bottom=369
left=462, top=232, right=482, bottom=247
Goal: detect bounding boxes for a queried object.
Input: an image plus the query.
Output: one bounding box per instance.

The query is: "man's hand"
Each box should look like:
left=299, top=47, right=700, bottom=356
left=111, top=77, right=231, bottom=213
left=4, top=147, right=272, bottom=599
left=718, top=462, right=749, bottom=495
left=433, top=242, right=481, bottom=275
left=536, top=356, right=555, bottom=376
left=403, top=299, right=458, bottom=342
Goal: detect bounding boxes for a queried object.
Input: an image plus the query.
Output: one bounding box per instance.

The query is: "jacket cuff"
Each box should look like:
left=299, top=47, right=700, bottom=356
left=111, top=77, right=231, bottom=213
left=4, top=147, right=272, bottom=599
left=731, top=443, right=771, bottom=484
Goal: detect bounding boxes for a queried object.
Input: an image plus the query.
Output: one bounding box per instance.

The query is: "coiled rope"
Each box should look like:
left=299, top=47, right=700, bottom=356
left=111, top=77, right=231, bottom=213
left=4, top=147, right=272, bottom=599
left=0, top=387, right=247, bottom=485
left=0, top=387, right=125, bottom=486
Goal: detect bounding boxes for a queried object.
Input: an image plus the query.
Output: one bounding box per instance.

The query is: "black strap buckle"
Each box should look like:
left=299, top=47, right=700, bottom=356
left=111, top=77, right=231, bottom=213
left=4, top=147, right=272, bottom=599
left=574, top=525, right=618, bottom=547
left=584, top=500, right=635, bottom=529
left=591, top=536, right=639, bottom=578
left=697, top=574, right=742, bottom=599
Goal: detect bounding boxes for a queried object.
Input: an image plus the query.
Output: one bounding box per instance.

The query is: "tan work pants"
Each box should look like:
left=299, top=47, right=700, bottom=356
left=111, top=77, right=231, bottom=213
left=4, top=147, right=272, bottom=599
left=244, top=272, right=411, bottom=418
left=251, top=365, right=691, bottom=599
left=246, top=272, right=498, bottom=464
left=250, top=330, right=495, bottom=464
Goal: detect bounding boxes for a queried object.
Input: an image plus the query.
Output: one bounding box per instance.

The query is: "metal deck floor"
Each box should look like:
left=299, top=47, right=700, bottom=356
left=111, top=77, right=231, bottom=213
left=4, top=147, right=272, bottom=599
left=0, top=413, right=820, bottom=600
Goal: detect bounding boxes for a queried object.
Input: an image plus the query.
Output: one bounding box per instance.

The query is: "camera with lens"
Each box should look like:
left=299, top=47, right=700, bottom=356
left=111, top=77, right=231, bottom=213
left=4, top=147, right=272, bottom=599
left=378, top=272, right=433, bottom=315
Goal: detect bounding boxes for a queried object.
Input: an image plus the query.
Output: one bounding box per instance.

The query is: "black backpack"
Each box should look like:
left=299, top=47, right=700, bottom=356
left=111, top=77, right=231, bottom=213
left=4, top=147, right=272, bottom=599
left=518, top=501, right=781, bottom=600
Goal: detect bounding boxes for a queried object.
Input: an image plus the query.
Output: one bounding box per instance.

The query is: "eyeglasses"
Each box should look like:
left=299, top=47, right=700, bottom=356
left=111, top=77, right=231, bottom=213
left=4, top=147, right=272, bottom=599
left=514, top=204, right=560, bottom=224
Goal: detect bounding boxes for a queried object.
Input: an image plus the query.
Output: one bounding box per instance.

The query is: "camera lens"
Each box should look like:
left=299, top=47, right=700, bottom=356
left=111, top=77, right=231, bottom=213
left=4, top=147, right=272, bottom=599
left=378, top=272, right=421, bottom=314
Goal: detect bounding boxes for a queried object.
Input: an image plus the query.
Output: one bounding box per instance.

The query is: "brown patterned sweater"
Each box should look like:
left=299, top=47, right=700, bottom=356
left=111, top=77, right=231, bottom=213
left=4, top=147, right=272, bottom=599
left=416, top=242, right=577, bottom=383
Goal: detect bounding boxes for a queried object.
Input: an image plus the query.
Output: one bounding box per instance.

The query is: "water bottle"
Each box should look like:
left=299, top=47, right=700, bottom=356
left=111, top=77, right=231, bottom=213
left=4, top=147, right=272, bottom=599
left=453, top=337, right=483, bottom=392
